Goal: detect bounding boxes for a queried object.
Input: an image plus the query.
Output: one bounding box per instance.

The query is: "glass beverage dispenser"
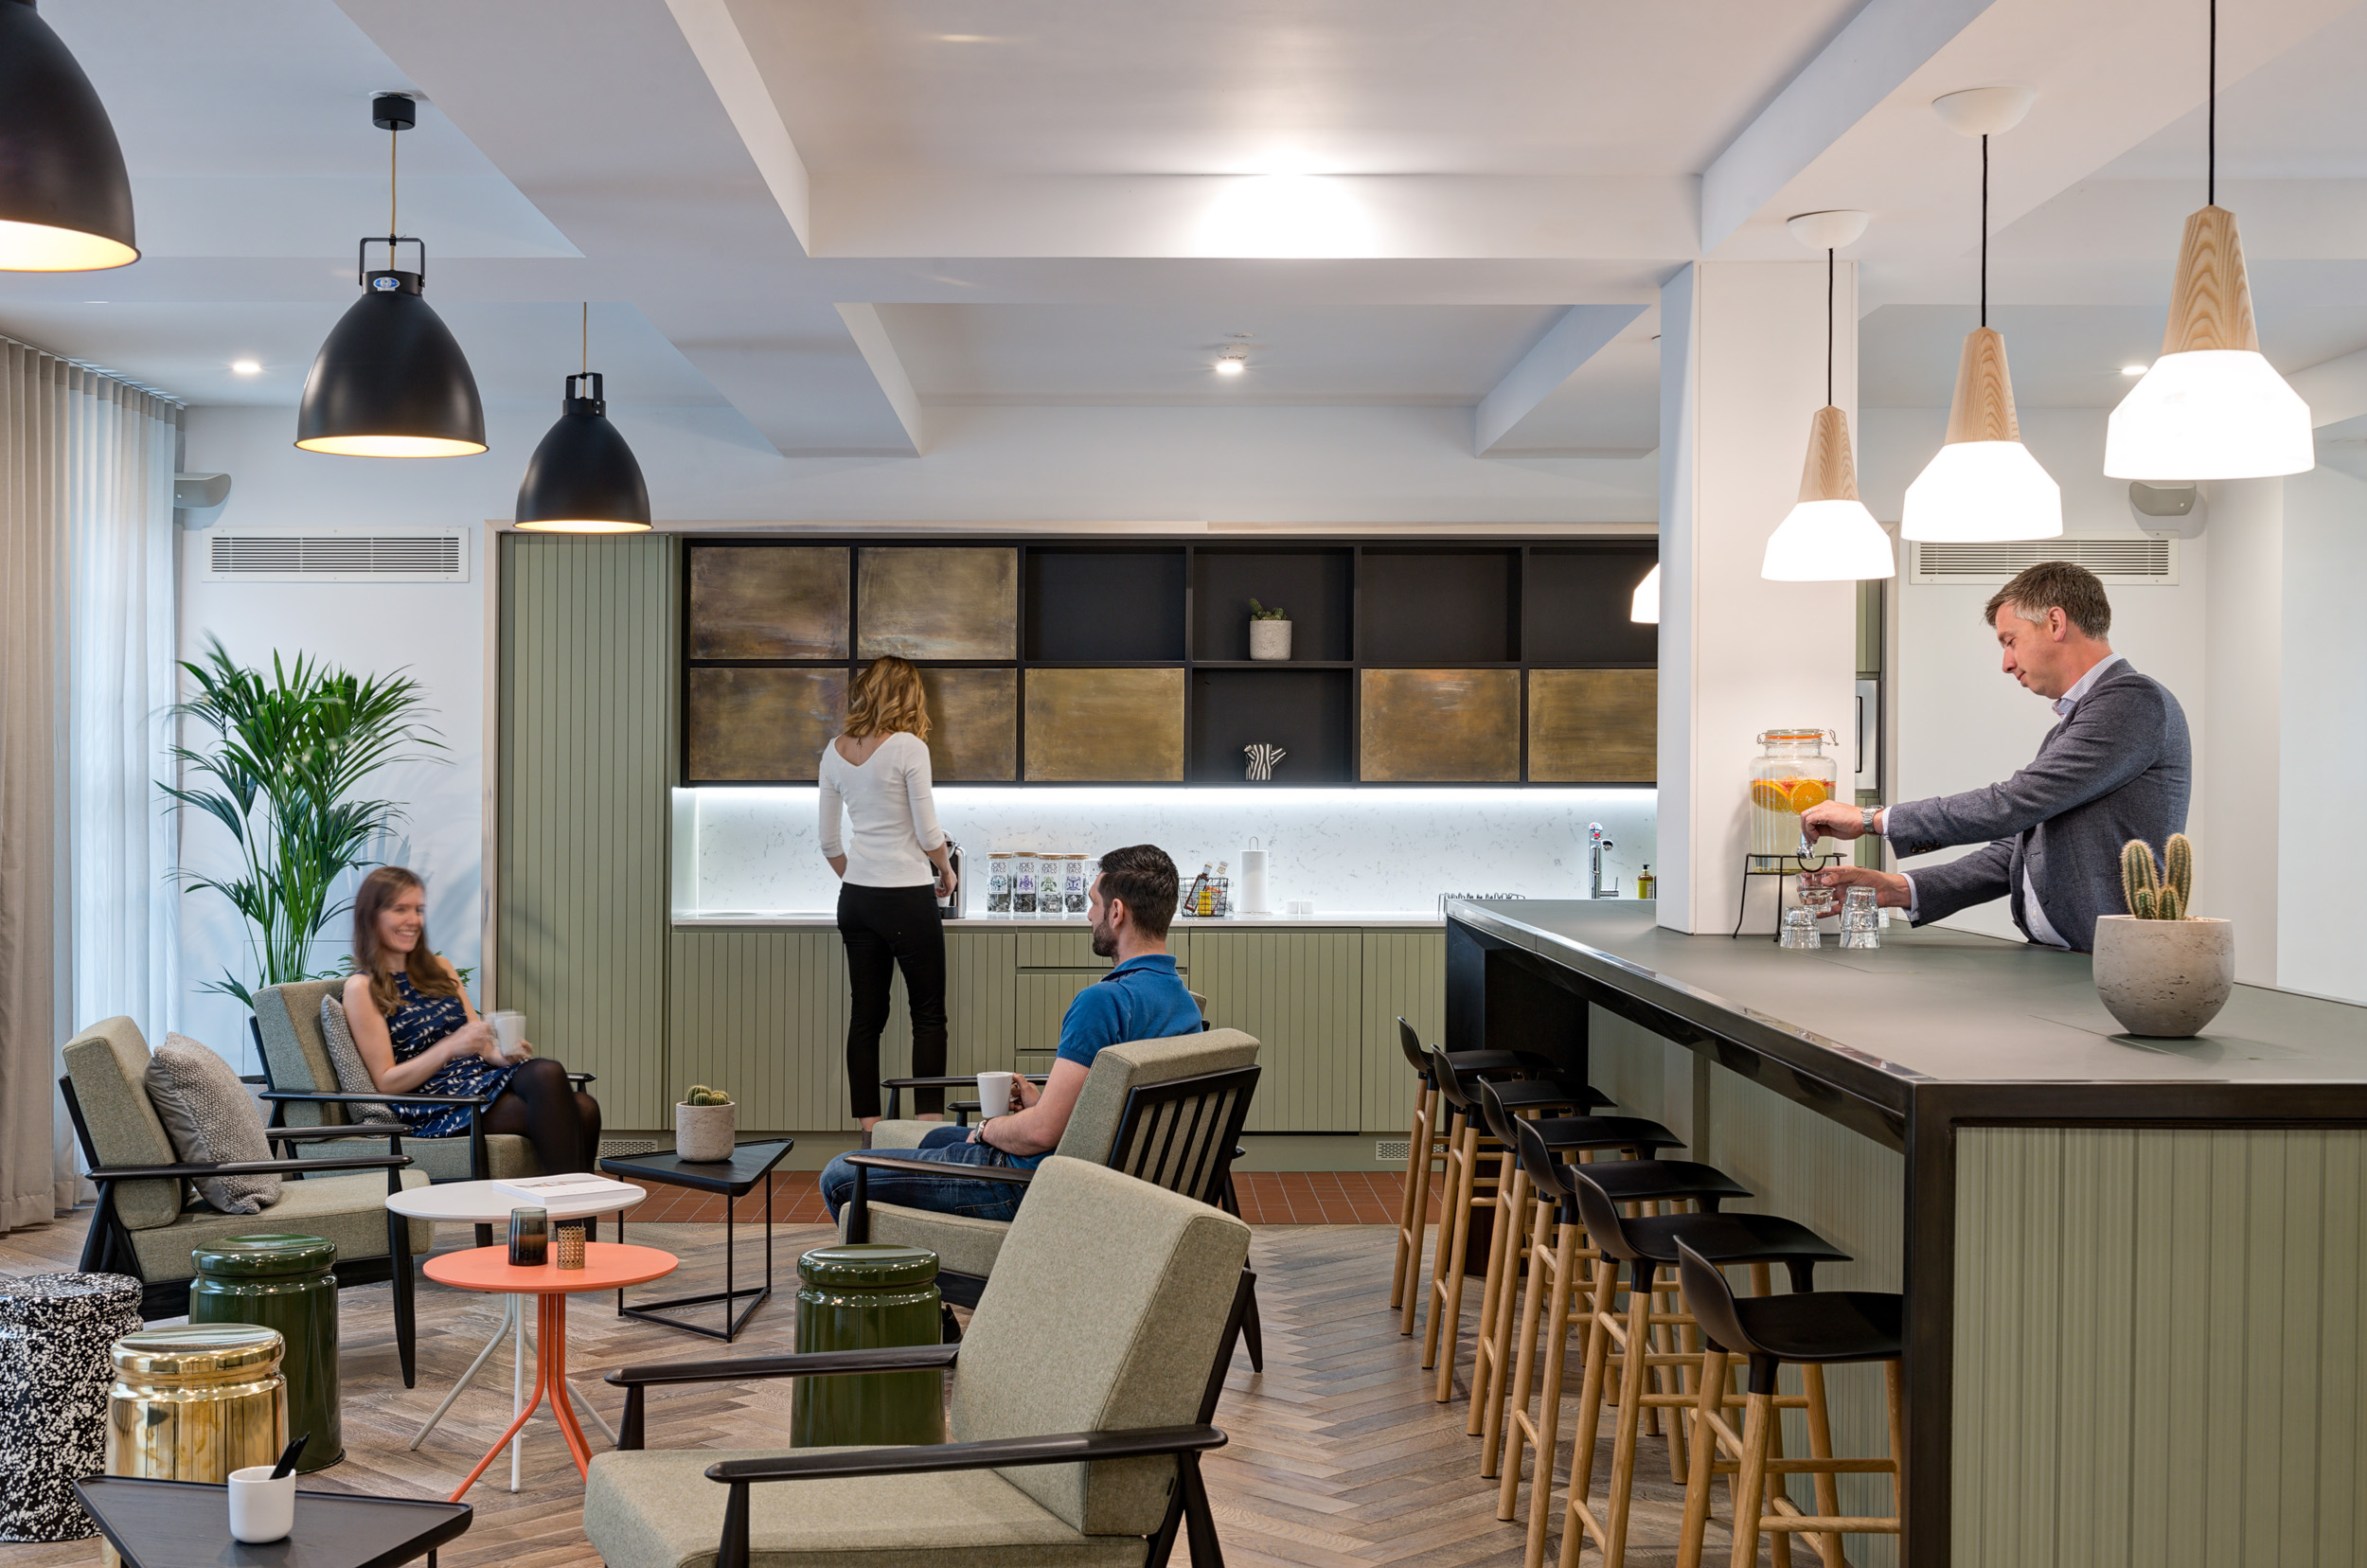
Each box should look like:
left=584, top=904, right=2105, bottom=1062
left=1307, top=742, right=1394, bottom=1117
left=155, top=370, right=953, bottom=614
left=1749, top=728, right=1839, bottom=859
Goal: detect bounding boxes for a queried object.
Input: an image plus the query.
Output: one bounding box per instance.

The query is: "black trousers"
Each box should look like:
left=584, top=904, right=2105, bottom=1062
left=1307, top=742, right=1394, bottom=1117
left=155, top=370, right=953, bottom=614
left=837, top=882, right=949, bottom=1118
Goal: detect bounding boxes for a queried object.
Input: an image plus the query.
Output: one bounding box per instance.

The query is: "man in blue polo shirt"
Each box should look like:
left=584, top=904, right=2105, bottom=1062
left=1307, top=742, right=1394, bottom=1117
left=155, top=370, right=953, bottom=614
left=818, top=844, right=1201, bottom=1222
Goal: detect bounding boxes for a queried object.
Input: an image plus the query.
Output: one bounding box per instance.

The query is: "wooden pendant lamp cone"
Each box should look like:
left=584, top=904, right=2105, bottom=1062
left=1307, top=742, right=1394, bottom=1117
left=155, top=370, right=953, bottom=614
left=1761, top=210, right=1894, bottom=581
left=2105, top=1, right=2311, bottom=479
left=1901, top=88, right=2061, bottom=542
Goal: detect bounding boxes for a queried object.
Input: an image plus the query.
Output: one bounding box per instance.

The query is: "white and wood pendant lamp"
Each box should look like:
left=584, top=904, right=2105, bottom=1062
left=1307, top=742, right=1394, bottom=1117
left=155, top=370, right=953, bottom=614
left=1761, top=209, right=1895, bottom=581
left=1902, top=88, right=2061, bottom=543
left=2105, top=0, right=2311, bottom=480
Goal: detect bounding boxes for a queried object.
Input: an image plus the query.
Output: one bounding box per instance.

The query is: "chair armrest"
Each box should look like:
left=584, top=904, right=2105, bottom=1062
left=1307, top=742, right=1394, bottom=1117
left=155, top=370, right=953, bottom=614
left=566, top=1073, right=596, bottom=1087
left=706, top=1425, right=1225, bottom=1485
left=880, top=1075, right=1047, bottom=1090
left=606, top=1342, right=959, bottom=1391
left=261, top=1090, right=490, bottom=1107
left=87, top=1153, right=413, bottom=1181
left=264, top=1126, right=404, bottom=1146
left=843, top=1153, right=1036, bottom=1187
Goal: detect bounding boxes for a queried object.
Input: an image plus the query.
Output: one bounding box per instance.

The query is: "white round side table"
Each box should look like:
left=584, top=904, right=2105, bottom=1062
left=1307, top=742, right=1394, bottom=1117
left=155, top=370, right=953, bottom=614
left=386, top=1179, right=644, bottom=1490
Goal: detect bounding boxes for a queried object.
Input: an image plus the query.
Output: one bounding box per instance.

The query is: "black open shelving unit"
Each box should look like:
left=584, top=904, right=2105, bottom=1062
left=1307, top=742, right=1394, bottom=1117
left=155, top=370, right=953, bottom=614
left=680, top=535, right=1657, bottom=787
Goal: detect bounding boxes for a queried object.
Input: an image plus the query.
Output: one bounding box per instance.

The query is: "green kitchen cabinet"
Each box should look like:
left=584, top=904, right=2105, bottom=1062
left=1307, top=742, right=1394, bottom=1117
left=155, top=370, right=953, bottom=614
left=1188, top=929, right=1363, bottom=1131
left=1360, top=929, right=1447, bottom=1131
left=883, top=929, right=1019, bottom=1079
left=671, top=928, right=855, bottom=1131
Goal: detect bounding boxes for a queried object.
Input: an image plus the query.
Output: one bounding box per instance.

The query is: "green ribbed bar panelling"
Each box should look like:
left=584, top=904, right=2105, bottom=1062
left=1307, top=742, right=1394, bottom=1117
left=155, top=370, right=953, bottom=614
left=497, top=533, right=675, bottom=1127
left=669, top=929, right=851, bottom=1131
left=1953, top=1127, right=2366, bottom=1568
left=1190, top=930, right=1362, bottom=1132
left=1359, top=930, right=1445, bottom=1131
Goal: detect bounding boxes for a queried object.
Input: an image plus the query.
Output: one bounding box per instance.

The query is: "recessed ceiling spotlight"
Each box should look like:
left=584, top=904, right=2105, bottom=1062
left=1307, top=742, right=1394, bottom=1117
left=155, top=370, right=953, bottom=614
left=934, top=33, right=1000, bottom=43
left=2121, top=364, right=2148, bottom=376
left=1226, top=331, right=1255, bottom=340
left=231, top=359, right=261, bottom=375
left=1215, top=352, right=1247, bottom=376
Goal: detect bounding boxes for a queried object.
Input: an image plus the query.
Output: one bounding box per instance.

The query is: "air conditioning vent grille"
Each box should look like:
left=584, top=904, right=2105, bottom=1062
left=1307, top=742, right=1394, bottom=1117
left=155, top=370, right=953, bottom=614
left=204, top=528, right=469, bottom=582
left=1909, top=537, right=2176, bottom=586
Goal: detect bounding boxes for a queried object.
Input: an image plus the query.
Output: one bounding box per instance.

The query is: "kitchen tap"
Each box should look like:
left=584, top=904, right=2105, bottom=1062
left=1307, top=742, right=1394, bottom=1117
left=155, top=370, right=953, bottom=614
left=1588, top=822, right=1619, bottom=899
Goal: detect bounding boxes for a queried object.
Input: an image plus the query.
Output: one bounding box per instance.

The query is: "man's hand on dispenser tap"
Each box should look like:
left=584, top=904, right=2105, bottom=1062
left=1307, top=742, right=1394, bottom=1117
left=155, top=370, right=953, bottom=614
left=1799, top=801, right=1879, bottom=844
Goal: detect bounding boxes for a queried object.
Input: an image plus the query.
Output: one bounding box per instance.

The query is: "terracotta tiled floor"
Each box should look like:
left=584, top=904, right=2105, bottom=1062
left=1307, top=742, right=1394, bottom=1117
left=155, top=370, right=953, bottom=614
left=615, top=1169, right=1414, bottom=1225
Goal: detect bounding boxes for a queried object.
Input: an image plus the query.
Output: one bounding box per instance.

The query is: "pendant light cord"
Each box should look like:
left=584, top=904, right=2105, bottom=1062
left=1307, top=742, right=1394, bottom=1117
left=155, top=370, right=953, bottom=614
left=1825, top=246, right=1835, bottom=408
left=2208, top=0, right=2216, bottom=206
left=581, top=302, right=589, bottom=376
left=388, top=124, right=398, bottom=236
left=1980, top=134, right=1989, bottom=330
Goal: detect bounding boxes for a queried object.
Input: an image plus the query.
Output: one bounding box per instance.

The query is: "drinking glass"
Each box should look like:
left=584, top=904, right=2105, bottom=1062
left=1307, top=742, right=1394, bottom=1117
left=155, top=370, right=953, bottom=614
left=1778, top=907, right=1821, bottom=950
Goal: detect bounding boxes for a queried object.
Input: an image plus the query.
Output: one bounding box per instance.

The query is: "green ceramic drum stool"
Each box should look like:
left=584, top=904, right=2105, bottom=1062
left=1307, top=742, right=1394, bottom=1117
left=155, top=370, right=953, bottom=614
left=188, top=1235, right=341, bottom=1471
left=789, top=1243, right=945, bottom=1448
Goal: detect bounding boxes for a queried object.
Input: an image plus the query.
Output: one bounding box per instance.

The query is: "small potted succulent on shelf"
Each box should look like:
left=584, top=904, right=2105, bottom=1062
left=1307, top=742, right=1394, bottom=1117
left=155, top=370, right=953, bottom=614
left=676, top=1084, right=738, bottom=1162
left=1248, top=598, right=1291, bottom=661
left=2091, top=832, right=2234, bottom=1037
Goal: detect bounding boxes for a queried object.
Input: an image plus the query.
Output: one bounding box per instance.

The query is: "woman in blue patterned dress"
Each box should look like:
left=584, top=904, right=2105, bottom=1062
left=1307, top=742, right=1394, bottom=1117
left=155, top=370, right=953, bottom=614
left=340, top=865, right=602, bottom=1172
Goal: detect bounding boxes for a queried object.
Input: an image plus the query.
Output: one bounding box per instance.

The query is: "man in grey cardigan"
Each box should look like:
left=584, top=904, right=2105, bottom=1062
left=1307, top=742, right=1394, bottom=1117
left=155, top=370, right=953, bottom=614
left=1802, top=561, right=2190, bottom=953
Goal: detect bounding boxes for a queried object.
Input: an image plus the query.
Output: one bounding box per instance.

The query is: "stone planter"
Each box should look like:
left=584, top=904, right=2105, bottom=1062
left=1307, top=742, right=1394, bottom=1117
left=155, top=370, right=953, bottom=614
left=1249, top=620, right=1291, bottom=661
left=2091, top=916, right=2234, bottom=1038
left=676, top=1100, right=737, bottom=1162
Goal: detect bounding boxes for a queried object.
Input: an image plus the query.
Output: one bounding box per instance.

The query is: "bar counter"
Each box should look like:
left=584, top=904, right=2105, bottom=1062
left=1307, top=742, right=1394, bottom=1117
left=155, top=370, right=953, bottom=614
left=1447, top=898, right=2367, bottom=1568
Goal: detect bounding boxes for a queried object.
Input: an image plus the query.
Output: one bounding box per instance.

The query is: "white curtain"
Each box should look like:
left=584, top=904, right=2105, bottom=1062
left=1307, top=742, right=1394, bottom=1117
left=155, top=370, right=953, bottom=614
left=0, top=333, right=180, bottom=1233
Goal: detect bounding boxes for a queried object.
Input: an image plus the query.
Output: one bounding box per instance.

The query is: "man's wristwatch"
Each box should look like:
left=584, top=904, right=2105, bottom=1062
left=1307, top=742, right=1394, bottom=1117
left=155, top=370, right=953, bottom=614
left=1861, top=806, right=1882, bottom=836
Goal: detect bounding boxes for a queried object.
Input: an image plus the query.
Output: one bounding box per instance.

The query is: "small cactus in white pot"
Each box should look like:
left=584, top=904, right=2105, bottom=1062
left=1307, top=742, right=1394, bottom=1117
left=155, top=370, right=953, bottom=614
left=676, top=1084, right=738, bottom=1162
left=1247, top=599, right=1291, bottom=661
left=2092, top=833, right=2234, bottom=1037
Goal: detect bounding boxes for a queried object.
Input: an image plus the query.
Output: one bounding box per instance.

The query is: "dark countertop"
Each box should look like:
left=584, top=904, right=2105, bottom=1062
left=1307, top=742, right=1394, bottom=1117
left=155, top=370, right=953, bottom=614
left=1450, top=899, right=2367, bottom=1130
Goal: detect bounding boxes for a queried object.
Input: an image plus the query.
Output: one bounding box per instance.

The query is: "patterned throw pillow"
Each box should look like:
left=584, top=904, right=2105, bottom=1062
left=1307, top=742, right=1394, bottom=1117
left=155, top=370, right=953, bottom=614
left=143, top=1034, right=278, bottom=1215
left=319, top=995, right=401, bottom=1126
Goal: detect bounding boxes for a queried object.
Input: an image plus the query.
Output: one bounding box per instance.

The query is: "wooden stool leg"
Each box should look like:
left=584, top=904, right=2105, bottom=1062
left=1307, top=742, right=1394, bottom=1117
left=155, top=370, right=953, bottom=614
left=1599, top=1263, right=1657, bottom=1568
left=1555, top=1256, right=1621, bottom=1568
left=1425, top=1117, right=1483, bottom=1377
left=1766, top=1382, right=1795, bottom=1568
left=1512, top=1226, right=1579, bottom=1568
left=1391, top=1079, right=1432, bottom=1314
left=1420, top=1109, right=1468, bottom=1367
left=1799, top=1363, right=1845, bottom=1568
left=1727, top=1390, right=1775, bottom=1568
left=1487, top=1186, right=1555, bottom=1480
left=1675, top=1346, right=1732, bottom=1568
left=1472, top=1157, right=1530, bottom=1443
left=1884, top=1359, right=1906, bottom=1520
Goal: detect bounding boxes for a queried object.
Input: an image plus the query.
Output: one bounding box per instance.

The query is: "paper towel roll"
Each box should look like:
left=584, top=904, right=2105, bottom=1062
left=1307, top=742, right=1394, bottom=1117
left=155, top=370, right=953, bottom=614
left=1240, top=843, right=1270, bottom=914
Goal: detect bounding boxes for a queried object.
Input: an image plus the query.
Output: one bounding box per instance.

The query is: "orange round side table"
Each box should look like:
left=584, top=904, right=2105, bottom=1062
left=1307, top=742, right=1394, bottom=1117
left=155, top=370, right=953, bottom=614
left=423, top=1242, right=677, bottom=1499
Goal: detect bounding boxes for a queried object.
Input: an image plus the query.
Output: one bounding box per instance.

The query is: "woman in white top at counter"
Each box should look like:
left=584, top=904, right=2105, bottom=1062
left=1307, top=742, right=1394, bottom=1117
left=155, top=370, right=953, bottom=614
left=820, top=655, right=957, bottom=1131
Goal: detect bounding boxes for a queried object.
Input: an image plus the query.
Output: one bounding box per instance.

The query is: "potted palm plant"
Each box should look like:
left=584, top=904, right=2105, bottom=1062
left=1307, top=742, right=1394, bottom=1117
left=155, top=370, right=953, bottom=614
left=164, top=637, right=445, bottom=1008
left=2091, top=833, right=2234, bottom=1037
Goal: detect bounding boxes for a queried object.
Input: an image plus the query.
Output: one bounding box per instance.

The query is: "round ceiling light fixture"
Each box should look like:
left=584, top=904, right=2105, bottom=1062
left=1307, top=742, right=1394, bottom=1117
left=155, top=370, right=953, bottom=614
left=2105, top=0, right=2311, bottom=480
left=1216, top=346, right=1248, bottom=376
left=0, top=0, right=138, bottom=271
left=1901, top=89, right=2062, bottom=543
left=231, top=359, right=261, bottom=375
left=294, top=94, right=485, bottom=457
left=516, top=305, right=651, bottom=533
left=1761, top=210, right=1895, bottom=582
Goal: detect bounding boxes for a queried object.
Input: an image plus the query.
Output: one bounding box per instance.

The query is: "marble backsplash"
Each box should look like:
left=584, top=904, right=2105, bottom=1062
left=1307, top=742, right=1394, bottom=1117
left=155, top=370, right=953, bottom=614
left=674, top=786, right=1658, bottom=916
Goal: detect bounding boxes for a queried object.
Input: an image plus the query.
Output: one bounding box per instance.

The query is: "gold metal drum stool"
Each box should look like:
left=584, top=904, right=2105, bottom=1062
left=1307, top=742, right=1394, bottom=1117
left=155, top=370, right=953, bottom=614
left=104, top=1323, right=287, bottom=1563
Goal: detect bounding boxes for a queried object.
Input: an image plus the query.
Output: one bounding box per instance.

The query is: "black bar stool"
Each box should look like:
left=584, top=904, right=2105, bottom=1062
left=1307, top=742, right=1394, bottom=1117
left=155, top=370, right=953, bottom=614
left=1465, top=1078, right=1674, bottom=1448
left=1493, top=1115, right=1751, bottom=1568
left=1672, top=1238, right=1902, bottom=1568
left=1558, top=1168, right=1852, bottom=1568
left=1390, top=1019, right=1563, bottom=1334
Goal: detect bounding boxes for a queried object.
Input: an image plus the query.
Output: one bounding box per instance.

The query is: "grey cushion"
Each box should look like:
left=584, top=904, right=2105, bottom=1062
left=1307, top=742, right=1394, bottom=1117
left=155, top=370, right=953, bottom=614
left=60, top=1019, right=181, bottom=1229
left=143, top=1034, right=278, bottom=1215
left=951, top=1157, right=1251, bottom=1537
left=864, top=1203, right=1008, bottom=1279
left=583, top=1448, right=1145, bottom=1568
left=251, top=979, right=348, bottom=1126
left=316, top=996, right=399, bottom=1125
left=127, top=1169, right=433, bottom=1281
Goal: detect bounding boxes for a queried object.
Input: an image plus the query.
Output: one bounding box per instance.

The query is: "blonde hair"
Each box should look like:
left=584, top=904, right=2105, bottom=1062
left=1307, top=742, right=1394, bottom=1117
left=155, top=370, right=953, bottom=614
left=845, top=655, right=931, bottom=741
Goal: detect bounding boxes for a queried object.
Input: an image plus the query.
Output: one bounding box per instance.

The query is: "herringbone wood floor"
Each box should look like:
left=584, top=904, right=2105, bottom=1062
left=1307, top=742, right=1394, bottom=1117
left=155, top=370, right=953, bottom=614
left=0, top=1214, right=1751, bottom=1568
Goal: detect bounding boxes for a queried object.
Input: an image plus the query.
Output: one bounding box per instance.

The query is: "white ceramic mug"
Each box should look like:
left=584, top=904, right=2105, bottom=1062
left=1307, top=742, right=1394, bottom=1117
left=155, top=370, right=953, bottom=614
left=226, top=1466, right=295, bottom=1544
left=488, top=1009, right=527, bottom=1060
left=975, top=1070, right=1017, bottom=1119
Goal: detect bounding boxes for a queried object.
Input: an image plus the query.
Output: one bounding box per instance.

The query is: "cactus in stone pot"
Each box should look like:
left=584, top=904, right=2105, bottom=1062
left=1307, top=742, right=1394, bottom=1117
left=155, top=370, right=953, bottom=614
left=2120, top=833, right=2196, bottom=920
left=677, top=1084, right=738, bottom=1160
left=685, top=1085, right=735, bottom=1106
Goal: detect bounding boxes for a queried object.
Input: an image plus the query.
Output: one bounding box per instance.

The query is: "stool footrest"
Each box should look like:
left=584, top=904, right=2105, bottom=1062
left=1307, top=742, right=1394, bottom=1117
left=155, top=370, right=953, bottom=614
left=1757, top=1516, right=1901, bottom=1533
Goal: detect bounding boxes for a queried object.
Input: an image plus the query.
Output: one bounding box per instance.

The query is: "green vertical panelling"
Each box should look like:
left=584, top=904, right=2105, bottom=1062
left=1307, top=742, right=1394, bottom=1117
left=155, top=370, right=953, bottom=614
left=1190, top=930, right=1362, bottom=1132
left=1586, top=1006, right=1678, bottom=1129
left=1953, top=1127, right=2367, bottom=1568
left=498, top=534, right=674, bottom=1127
left=669, top=930, right=852, bottom=1131
left=1015, top=971, right=1096, bottom=1061
left=882, top=929, right=1017, bottom=1078
left=1358, top=930, right=1444, bottom=1131
left=1013, top=929, right=1111, bottom=970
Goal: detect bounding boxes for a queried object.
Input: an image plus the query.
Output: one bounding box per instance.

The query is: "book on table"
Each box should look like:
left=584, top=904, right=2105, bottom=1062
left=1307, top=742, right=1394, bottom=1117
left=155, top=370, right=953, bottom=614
left=493, top=1173, right=641, bottom=1206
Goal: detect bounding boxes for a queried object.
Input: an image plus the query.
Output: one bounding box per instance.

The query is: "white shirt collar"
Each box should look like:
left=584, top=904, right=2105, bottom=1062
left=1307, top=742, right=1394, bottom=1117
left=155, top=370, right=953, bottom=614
left=2052, top=651, right=2126, bottom=718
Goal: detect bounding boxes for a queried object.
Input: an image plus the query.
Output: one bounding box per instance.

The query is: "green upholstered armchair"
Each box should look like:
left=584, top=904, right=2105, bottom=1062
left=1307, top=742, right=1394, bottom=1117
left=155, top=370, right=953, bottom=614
left=58, top=1015, right=435, bottom=1385
left=586, top=1156, right=1256, bottom=1568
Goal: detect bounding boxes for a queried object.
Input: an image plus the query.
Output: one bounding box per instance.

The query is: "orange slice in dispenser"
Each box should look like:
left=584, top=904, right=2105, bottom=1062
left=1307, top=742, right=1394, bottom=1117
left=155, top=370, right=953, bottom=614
left=1789, top=778, right=1830, bottom=812
left=1750, top=779, right=1796, bottom=811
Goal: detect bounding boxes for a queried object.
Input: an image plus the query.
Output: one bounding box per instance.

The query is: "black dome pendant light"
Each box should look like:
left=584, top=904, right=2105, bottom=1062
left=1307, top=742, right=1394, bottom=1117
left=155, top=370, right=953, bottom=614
left=514, top=303, right=651, bottom=532
left=295, top=94, right=485, bottom=457
left=0, top=0, right=138, bottom=270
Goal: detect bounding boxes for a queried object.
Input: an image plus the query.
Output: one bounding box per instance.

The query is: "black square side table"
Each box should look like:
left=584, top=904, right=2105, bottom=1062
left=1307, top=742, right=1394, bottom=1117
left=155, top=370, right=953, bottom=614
left=599, top=1138, right=794, bottom=1342
left=73, top=1476, right=470, bottom=1568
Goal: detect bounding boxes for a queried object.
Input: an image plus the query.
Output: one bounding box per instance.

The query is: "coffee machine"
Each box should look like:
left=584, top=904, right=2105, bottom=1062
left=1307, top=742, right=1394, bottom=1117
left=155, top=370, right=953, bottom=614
left=937, top=839, right=967, bottom=918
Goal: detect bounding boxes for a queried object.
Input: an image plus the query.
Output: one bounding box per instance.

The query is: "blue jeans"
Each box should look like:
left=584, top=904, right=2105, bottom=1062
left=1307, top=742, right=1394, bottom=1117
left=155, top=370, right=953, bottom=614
left=820, top=1124, right=1029, bottom=1223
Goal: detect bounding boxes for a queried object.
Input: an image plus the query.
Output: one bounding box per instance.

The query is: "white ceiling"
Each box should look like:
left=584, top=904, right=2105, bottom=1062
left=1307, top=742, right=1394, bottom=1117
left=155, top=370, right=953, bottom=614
left=7, top=0, right=2367, bottom=482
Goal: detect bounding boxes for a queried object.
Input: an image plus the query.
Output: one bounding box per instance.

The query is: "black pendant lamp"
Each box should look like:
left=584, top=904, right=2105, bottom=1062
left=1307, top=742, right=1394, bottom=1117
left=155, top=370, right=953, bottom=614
left=0, top=0, right=137, bottom=270
left=295, top=95, right=485, bottom=457
left=515, top=304, right=651, bottom=532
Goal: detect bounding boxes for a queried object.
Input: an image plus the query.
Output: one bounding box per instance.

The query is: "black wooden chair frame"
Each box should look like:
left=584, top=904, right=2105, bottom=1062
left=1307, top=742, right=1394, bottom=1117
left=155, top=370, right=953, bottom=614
left=603, top=1269, right=1257, bottom=1568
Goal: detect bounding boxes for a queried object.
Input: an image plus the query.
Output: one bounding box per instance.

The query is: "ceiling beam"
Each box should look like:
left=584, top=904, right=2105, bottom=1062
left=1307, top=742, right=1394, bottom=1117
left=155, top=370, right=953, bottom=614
left=835, top=304, right=924, bottom=454
left=1474, top=305, right=1645, bottom=456
left=2290, top=346, right=2367, bottom=430
left=1701, top=0, right=1996, bottom=254
left=660, top=0, right=812, bottom=252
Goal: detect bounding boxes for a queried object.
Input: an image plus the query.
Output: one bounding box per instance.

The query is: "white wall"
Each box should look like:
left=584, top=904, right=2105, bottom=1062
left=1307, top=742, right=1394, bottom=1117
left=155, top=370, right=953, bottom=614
left=2275, top=467, right=2367, bottom=1003
left=1859, top=406, right=2210, bottom=943
left=2200, top=480, right=2281, bottom=984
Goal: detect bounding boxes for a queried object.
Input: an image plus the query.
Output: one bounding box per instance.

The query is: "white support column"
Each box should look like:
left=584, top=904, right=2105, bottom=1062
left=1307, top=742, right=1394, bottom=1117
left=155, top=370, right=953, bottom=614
left=1657, top=261, right=1863, bottom=935
left=2203, top=479, right=2283, bottom=987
